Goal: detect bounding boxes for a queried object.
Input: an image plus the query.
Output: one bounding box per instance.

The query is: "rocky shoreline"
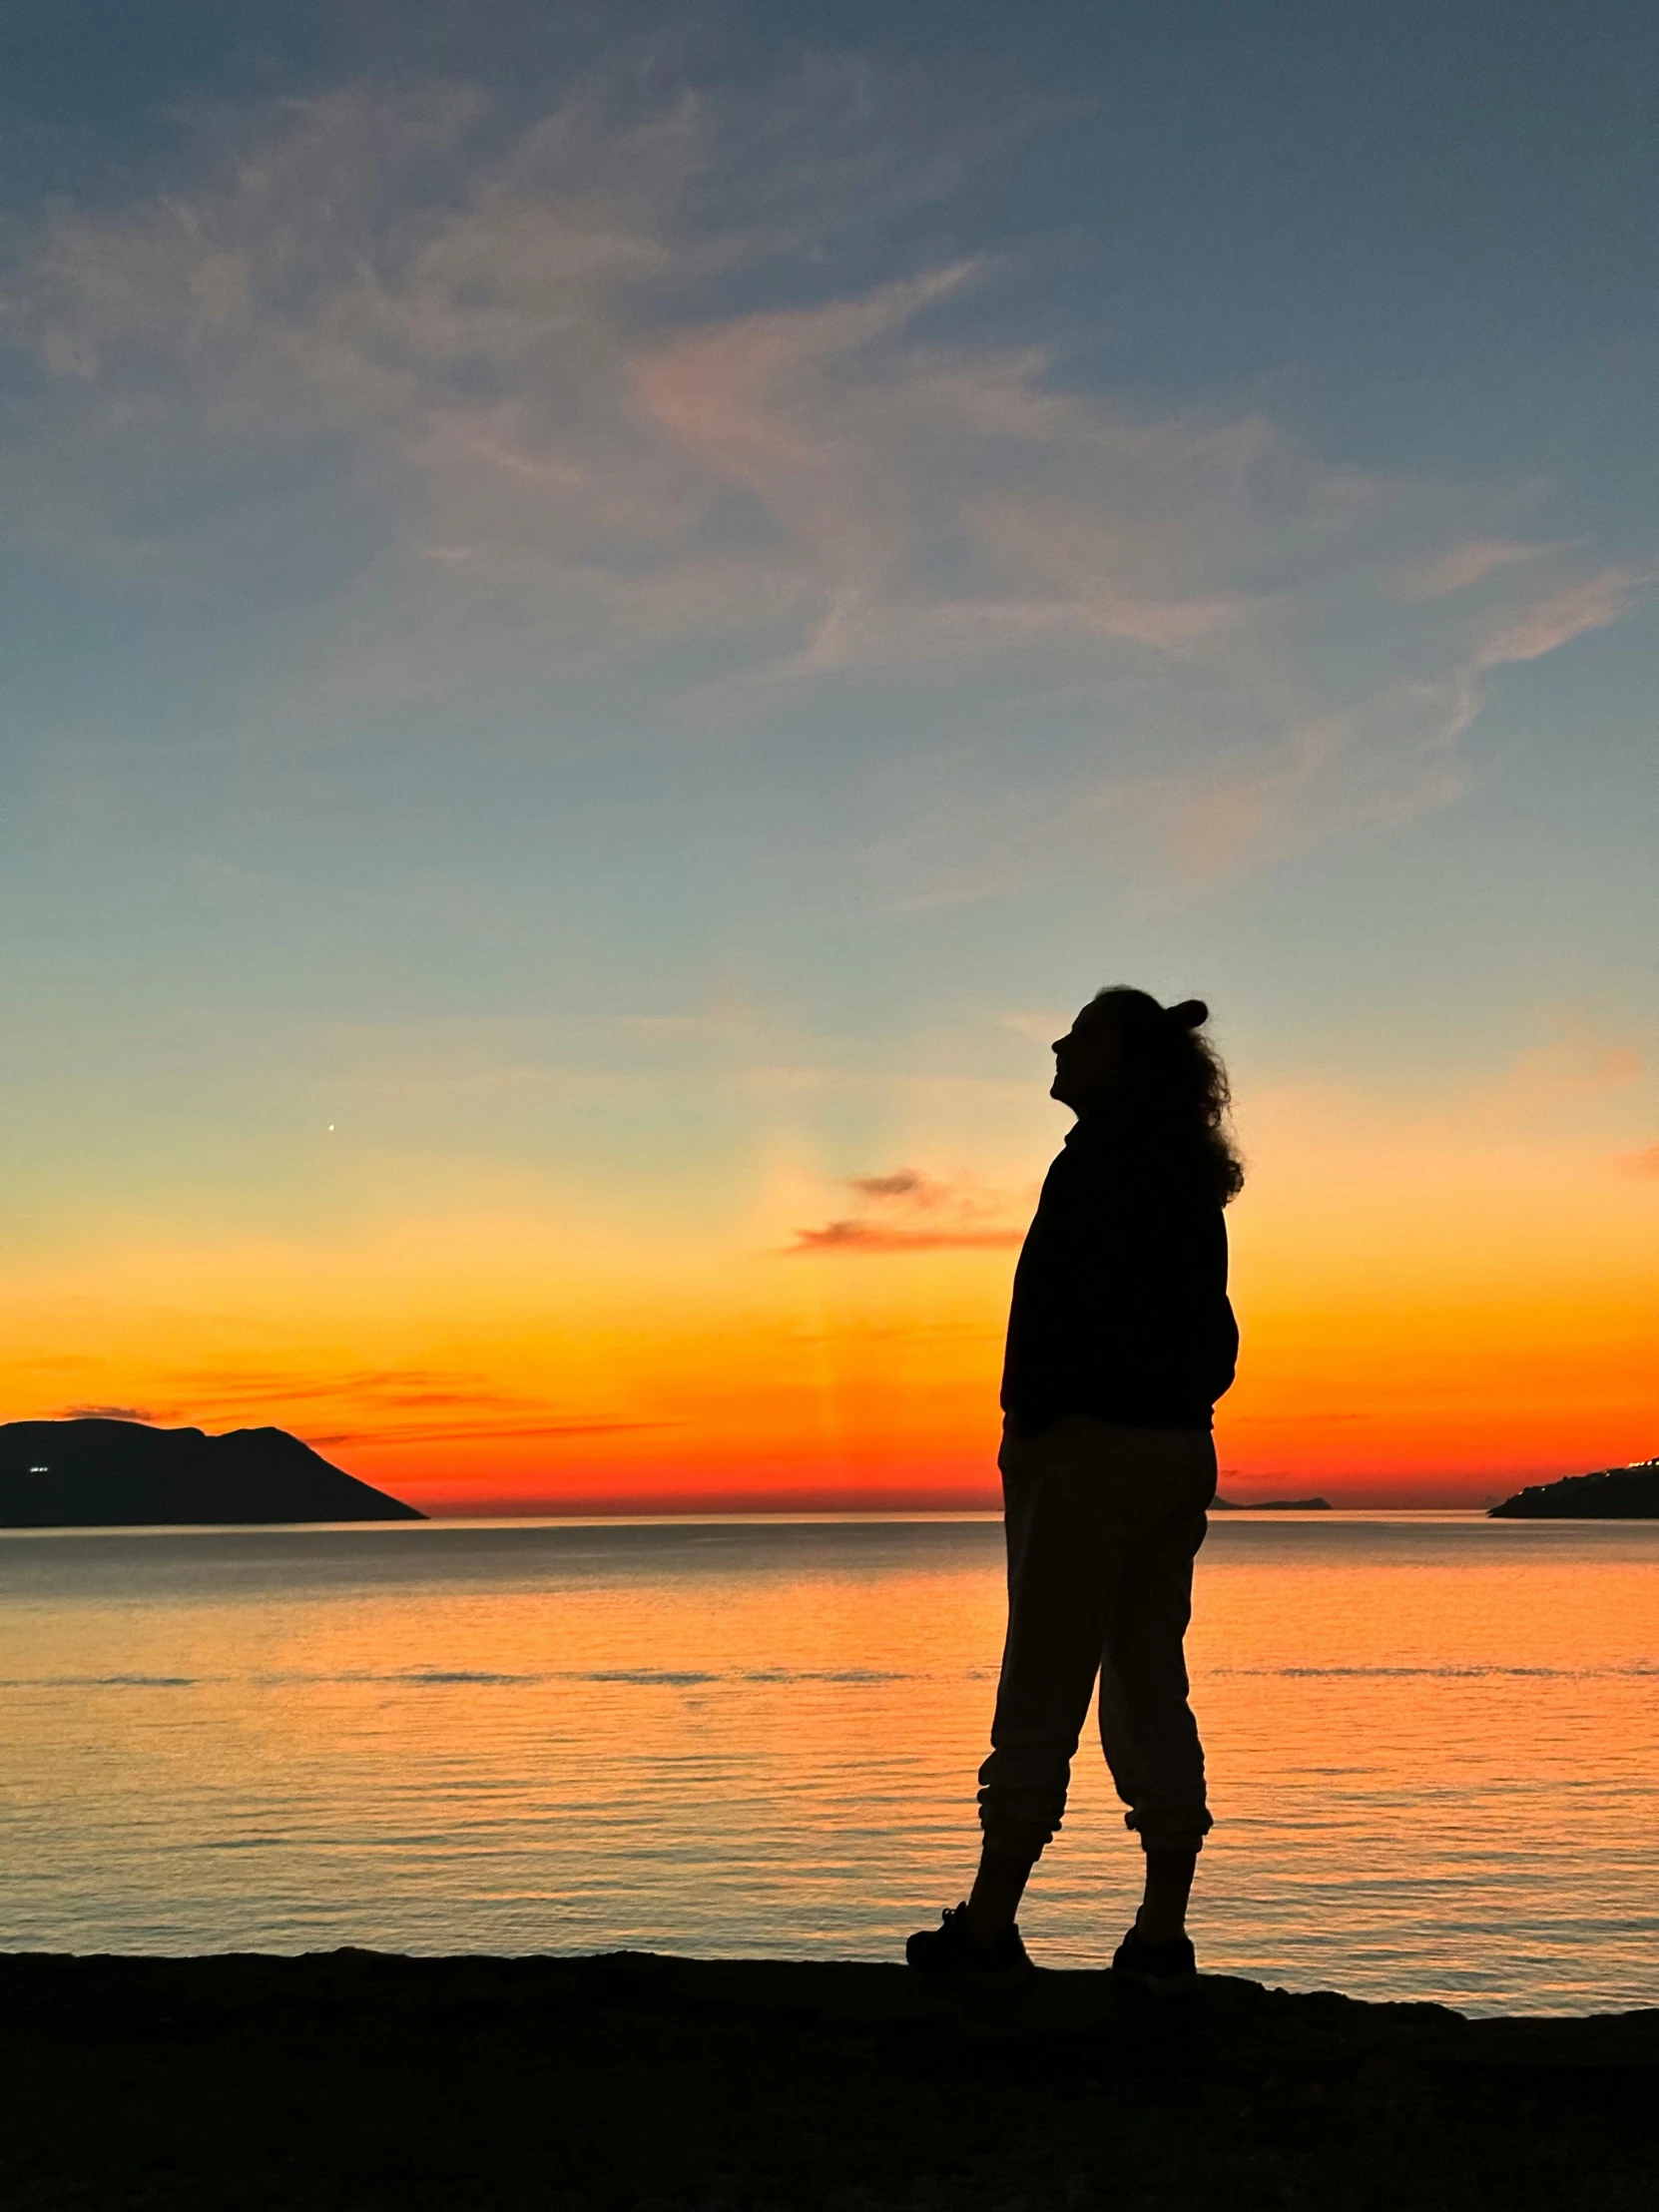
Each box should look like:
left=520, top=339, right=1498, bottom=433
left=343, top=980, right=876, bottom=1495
left=0, top=1947, right=1652, bottom=2209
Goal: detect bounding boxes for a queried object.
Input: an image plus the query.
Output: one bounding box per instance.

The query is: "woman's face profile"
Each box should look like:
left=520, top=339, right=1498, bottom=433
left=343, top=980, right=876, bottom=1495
left=1050, top=1012, right=1121, bottom=1114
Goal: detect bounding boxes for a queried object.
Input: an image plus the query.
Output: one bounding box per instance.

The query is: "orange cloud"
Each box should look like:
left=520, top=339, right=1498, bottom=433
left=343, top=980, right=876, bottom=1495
left=306, top=1419, right=672, bottom=1448
left=2, top=1017, right=1654, bottom=1516
left=789, top=1167, right=1028, bottom=1254
left=792, top=1220, right=1024, bottom=1254
left=48, top=1362, right=672, bottom=1459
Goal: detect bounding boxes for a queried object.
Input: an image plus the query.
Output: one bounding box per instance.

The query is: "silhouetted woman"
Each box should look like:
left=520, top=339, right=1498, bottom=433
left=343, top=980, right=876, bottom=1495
left=908, top=988, right=1243, bottom=1989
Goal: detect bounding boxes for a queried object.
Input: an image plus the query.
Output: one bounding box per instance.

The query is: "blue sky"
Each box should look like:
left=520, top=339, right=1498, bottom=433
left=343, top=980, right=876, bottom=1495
left=1, top=1, right=1655, bottom=1497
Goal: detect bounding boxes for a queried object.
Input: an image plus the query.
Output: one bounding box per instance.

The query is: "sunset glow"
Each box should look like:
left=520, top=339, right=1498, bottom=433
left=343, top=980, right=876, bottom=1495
left=3, top=1045, right=1652, bottom=1509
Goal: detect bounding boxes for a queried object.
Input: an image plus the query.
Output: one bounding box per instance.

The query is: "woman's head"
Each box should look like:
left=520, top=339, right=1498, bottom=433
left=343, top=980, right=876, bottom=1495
left=1051, top=986, right=1244, bottom=1201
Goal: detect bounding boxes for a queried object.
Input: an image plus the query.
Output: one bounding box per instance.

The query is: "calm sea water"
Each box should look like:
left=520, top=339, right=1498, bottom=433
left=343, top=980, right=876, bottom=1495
left=0, top=1513, right=1653, bottom=2015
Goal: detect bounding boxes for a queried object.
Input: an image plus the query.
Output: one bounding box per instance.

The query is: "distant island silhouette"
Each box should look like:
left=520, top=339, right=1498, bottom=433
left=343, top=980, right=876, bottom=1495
left=1489, top=1456, right=1659, bottom=1519
left=0, top=1418, right=423, bottom=1526
left=1211, top=1494, right=1331, bottom=1510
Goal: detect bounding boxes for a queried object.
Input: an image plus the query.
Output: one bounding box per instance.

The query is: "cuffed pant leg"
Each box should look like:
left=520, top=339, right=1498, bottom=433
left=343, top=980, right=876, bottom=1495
left=976, top=1428, right=1126, bottom=1864
left=1097, top=1489, right=1213, bottom=1854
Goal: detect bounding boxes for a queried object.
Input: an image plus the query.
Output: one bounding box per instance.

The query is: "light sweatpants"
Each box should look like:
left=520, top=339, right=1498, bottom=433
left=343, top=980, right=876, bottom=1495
left=976, top=1413, right=1216, bottom=1862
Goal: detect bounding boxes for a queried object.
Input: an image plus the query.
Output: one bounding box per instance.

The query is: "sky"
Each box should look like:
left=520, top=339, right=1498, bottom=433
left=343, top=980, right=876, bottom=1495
left=1, top=0, right=1655, bottom=1511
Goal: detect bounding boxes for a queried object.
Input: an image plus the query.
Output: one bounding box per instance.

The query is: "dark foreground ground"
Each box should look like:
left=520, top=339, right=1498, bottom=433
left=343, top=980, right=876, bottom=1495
left=1, top=1949, right=1653, bottom=2212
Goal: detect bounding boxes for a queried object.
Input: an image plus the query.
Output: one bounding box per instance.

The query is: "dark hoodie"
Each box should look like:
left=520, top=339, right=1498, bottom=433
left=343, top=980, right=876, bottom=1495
left=1000, top=1111, right=1238, bottom=1436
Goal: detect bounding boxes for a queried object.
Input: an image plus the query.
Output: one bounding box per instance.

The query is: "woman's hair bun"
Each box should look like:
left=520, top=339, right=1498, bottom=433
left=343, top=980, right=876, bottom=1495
left=1167, top=998, right=1209, bottom=1029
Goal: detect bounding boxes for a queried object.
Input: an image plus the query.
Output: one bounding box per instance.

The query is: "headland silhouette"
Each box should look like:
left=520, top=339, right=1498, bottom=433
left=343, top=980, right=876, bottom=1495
left=1490, top=1457, right=1659, bottom=1518
left=0, top=1417, right=423, bottom=1526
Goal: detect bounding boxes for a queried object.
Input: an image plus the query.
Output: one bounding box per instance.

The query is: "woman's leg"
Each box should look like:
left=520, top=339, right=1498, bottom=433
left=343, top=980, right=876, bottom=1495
left=974, top=1422, right=1132, bottom=1906
left=1135, top=1847, right=1198, bottom=1941
left=1096, top=1463, right=1214, bottom=1931
left=965, top=1844, right=1034, bottom=1940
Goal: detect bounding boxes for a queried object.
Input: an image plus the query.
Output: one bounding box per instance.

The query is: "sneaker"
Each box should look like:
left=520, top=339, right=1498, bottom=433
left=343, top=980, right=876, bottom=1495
left=1109, top=1924, right=1199, bottom=1995
left=906, top=1902, right=1032, bottom=1975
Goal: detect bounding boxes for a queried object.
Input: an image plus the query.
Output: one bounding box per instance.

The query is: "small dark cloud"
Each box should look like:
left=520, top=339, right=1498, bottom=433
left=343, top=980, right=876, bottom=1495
left=848, top=1170, right=925, bottom=1200
left=65, top=1403, right=153, bottom=1421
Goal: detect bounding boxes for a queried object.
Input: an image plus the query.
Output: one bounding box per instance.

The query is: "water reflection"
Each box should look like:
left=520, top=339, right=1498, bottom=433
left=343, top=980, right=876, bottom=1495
left=0, top=1515, right=1652, bottom=2013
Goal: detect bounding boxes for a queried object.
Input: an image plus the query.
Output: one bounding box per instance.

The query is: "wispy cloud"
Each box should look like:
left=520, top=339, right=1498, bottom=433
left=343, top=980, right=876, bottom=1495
left=161, top=1367, right=488, bottom=1412
left=1469, top=572, right=1648, bottom=674
left=80, top=1364, right=649, bottom=1448
left=1390, top=538, right=1557, bottom=600
left=1476, top=1014, right=1647, bottom=1125
left=305, top=1419, right=671, bottom=1447
left=3, top=67, right=1648, bottom=899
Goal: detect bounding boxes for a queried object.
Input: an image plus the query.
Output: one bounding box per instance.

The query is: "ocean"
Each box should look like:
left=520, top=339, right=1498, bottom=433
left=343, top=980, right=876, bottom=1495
left=0, top=1512, right=1653, bottom=2015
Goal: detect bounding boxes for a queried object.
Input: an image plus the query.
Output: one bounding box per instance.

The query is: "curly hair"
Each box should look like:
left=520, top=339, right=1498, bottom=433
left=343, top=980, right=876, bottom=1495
left=1079, top=986, right=1245, bottom=1204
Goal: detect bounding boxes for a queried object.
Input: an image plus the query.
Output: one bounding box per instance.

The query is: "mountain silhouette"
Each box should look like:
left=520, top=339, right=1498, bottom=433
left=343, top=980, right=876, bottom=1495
left=1489, top=1457, right=1659, bottom=1518
left=0, top=1418, right=423, bottom=1526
